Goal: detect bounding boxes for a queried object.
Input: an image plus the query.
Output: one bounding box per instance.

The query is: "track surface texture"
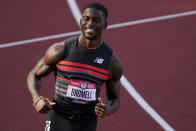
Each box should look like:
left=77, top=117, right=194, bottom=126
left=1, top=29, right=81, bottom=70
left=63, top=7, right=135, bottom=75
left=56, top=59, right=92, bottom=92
left=0, top=0, right=196, bottom=131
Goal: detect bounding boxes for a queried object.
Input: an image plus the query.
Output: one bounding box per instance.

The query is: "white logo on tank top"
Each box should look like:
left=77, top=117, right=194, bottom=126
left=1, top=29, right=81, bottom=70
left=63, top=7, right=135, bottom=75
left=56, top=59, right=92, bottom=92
left=94, top=57, right=104, bottom=64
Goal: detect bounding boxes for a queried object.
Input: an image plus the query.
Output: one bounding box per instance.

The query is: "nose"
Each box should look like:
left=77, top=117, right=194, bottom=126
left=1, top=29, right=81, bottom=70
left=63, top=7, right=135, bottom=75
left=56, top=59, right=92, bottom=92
left=88, top=18, right=95, bottom=26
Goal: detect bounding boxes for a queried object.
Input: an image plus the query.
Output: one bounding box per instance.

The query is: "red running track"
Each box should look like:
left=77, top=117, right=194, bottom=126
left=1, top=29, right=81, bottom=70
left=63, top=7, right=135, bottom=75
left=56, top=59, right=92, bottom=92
left=0, top=0, right=196, bottom=131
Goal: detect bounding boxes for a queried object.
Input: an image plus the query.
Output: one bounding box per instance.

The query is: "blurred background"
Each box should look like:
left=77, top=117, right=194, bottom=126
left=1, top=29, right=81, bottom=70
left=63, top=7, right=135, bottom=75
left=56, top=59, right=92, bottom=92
left=1, top=0, right=196, bottom=130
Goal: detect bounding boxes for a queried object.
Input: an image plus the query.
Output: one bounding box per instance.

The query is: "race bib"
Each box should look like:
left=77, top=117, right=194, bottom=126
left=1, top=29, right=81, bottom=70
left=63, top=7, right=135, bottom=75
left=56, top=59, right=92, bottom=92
left=66, top=80, right=97, bottom=103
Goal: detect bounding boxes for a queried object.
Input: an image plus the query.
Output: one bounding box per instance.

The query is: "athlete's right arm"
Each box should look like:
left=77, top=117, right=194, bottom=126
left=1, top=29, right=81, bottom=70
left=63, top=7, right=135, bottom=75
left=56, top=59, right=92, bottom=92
left=27, top=42, right=64, bottom=113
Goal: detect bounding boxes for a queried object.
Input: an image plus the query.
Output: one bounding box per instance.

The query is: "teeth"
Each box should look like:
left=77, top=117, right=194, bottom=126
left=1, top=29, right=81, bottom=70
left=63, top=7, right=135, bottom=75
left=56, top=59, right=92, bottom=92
left=87, top=28, right=95, bottom=33
left=86, top=27, right=95, bottom=29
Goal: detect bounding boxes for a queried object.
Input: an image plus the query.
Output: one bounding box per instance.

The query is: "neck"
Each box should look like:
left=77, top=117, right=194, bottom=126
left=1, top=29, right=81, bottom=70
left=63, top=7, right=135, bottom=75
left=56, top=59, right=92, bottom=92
left=79, top=35, right=103, bottom=50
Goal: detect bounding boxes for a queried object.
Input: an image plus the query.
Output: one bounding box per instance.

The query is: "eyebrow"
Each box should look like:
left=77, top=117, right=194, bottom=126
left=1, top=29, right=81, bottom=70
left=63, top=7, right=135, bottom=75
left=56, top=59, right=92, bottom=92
left=82, top=16, right=101, bottom=19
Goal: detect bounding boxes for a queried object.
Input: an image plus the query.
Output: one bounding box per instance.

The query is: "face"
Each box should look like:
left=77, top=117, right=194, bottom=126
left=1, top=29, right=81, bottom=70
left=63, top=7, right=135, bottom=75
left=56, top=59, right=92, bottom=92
left=80, top=8, right=107, bottom=41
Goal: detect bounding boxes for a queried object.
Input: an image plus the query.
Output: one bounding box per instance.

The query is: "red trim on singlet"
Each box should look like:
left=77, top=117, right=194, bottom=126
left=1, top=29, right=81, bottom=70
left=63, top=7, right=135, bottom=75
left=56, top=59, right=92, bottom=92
left=56, top=65, right=109, bottom=80
left=57, top=61, right=109, bottom=75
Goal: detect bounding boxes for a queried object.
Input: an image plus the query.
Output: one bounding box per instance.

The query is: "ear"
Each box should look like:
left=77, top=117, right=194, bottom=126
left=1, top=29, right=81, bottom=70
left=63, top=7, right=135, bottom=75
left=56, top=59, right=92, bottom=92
left=80, top=19, right=82, bottom=27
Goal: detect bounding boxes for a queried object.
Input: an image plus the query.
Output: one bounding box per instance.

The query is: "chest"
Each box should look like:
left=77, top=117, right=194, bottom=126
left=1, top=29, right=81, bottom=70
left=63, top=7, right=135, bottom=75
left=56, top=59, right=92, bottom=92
left=64, top=43, right=111, bottom=70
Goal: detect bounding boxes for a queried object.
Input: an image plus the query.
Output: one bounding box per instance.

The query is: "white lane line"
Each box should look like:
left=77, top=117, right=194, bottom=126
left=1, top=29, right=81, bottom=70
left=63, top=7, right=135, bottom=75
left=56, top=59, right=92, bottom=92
left=1, top=10, right=196, bottom=48
left=67, top=0, right=81, bottom=25
left=67, top=1, right=175, bottom=131
left=121, top=75, right=174, bottom=131
left=108, top=10, right=196, bottom=29
left=0, top=31, right=80, bottom=48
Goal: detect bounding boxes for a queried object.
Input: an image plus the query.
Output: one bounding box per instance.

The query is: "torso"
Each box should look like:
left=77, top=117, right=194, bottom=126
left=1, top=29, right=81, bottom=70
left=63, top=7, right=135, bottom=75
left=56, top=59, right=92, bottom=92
left=53, top=36, right=113, bottom=115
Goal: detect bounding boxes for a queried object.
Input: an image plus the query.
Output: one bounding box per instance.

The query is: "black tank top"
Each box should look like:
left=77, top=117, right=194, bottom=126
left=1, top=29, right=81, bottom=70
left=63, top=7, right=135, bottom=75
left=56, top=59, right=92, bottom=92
left=53, top=36, right=113, bottom=116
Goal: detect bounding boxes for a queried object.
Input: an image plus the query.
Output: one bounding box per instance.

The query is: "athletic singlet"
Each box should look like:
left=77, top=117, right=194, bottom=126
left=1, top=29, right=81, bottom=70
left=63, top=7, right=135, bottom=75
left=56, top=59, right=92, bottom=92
left=53, top=36, right=113, bottom=115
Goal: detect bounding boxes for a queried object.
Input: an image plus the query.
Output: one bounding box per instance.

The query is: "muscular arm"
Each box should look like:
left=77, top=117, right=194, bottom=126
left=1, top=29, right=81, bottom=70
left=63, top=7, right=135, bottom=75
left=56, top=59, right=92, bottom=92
left=105, top=53, right=123, bottom=114
left=95, top=53, right=123, bottom=117
left=27, top=42, right=64, bottom=112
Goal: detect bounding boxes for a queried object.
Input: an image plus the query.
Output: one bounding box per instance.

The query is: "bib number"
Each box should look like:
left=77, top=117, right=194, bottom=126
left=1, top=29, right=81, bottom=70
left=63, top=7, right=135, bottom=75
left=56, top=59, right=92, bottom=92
left=66, top=80, right=96, bottom=103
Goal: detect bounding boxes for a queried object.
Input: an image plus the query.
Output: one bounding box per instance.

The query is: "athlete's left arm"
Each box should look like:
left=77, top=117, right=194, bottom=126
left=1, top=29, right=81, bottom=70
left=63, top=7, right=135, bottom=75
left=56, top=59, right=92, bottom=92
left=95, top=53, right=123, bottom=117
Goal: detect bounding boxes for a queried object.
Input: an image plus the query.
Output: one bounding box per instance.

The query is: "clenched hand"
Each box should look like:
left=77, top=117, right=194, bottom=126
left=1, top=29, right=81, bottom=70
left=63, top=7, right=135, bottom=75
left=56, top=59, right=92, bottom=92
left=95, top=97, right=110, bottom=118
left=34, top=97, right=56, bottom=113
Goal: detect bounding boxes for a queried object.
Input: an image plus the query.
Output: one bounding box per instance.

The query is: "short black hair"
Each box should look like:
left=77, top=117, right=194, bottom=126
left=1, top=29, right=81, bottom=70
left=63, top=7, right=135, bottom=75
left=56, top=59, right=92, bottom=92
left=82, top=2, right=108, bottom=20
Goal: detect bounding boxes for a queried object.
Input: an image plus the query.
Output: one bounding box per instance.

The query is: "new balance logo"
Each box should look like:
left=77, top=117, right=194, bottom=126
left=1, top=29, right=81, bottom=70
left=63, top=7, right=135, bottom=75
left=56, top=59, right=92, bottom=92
left=94, top=57, right=104, bottom=64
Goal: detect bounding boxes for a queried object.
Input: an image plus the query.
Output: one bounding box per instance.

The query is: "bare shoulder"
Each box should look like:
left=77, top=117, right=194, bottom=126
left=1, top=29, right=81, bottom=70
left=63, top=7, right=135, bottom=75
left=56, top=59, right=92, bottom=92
left=44, top=41, right=65, bottom=66
left=109, top=53, right=123, bottom=81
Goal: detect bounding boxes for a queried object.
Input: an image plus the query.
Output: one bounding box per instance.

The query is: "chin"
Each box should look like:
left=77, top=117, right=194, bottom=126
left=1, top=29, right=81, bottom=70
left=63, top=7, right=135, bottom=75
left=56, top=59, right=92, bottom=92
left=84, top=35, right=96, bottom=41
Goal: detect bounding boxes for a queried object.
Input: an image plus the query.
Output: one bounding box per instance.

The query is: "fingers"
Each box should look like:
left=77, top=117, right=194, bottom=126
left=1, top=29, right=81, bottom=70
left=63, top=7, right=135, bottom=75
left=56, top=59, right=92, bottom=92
left=98, top=97, right=104, bottom=105
left=95, top=105, right=106, bottom=117
left=34, top=97, right=55, bottom=113
left=95, top=97, right=106, bottom=118
left=37, top=105, right=51, bottom=113
left=45, top=98, right=56, bottom=106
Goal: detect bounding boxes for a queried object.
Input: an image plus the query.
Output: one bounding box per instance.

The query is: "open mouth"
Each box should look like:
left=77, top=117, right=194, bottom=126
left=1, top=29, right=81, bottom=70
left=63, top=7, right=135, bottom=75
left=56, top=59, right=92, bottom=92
left=85, top=27, right=96, bottom=34
left=82, top=26, right=97, bottom=40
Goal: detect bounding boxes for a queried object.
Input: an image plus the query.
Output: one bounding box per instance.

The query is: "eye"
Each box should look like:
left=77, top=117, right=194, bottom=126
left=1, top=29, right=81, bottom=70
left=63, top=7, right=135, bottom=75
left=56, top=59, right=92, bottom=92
left=93, top=18, right=101, bottom=23
left=82, top=16, right=102, bottom=24
left=82, top=16, right=90, bottom=22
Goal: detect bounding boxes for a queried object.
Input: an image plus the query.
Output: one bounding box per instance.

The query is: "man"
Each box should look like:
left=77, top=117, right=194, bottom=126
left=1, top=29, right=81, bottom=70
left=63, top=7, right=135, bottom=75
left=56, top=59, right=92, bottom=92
left=27, top=2, right=123, bottom=131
